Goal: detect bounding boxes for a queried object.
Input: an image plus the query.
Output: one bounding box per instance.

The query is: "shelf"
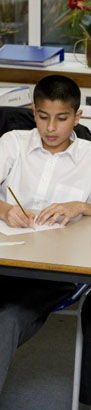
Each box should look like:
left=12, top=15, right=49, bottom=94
left=0, top=53, right=91, bottom=87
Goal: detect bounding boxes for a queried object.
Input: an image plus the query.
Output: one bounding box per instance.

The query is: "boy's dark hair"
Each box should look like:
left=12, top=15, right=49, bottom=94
left=33, top=75, right=81, bottom=113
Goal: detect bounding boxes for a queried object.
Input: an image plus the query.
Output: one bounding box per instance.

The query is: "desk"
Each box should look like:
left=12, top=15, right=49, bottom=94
left=0, top=216, right=91, bottom=284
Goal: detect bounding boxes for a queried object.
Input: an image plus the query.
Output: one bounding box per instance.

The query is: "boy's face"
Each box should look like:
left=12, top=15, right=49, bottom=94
left=33, top=99, right=82, bottom=154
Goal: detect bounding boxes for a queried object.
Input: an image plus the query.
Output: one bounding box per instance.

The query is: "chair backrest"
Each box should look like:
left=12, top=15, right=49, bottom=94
left=0, top=106, right=35, bottom=137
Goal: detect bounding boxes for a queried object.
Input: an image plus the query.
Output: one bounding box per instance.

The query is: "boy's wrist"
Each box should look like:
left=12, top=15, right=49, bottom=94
left=82, top=201, right=91, bottom=216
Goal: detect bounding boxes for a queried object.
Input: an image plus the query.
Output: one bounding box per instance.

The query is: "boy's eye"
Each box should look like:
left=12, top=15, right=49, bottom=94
left=39, top=115, right=68, bottom=121
left=39, top=115, right=48, bottom=120
left=58, top=117, right=67, bottom=121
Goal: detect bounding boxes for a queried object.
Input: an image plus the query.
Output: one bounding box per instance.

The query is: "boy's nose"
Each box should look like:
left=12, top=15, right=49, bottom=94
left=47, top=119, right=56, bottom=132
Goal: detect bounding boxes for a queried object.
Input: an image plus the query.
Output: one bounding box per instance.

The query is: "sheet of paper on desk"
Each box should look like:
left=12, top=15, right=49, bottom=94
left=0, top=220, right=60, bottom=236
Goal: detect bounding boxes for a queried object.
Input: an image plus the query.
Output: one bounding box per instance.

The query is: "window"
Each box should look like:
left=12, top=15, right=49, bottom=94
left=0, top=0, right=41, bottom=47
left=41, top=0, right=91, bottom=52
left=0, top=0, right=91, bottom=53
left=0, top=0, right=28, bottom=46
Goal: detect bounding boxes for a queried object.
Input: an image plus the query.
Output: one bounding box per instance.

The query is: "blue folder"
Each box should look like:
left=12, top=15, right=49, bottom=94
left=0, top=44, right=64, bottom=67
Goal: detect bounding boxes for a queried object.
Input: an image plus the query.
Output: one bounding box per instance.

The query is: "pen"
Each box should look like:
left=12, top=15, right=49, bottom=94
left=7, top=186, right=36, bottom=229
left=7, top=186, right=29, bottom=218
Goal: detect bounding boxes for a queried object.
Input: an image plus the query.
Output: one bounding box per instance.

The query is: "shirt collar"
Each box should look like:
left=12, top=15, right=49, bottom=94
left=29, top=128, right=79, bottom=164
left=29, top=128, right=43, bottom=153
left=64, top=131, right=79, bottom=164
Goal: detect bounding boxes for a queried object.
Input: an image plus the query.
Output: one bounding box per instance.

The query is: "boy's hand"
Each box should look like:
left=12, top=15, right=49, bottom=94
left=36, top=201, right=85, bottom=227
left=4, top=204, right=35, bottom=228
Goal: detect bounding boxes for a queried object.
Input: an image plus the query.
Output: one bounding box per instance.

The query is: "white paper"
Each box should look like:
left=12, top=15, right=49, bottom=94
left=0, top=220, right=60, bottom=236
left=0, top=241, right=25, bottom=246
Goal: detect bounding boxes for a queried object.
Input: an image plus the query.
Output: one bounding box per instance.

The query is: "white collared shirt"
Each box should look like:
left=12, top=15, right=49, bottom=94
left=0, top=127, right=91, bottom=210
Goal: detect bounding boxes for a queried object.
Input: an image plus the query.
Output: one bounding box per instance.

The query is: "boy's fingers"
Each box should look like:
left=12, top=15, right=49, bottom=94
left=7, top=206, right=35, bottom=228
left=60, top=216, right=69, bottom=228
left=37, top=202, right=81, bottom=226
left=49, top=212, right=60, bottom=225
left=37, top=212, right=50, bottom=225
left=37, top=204, right=58, bottom=224
left=25, top=212, right=36, bottom=228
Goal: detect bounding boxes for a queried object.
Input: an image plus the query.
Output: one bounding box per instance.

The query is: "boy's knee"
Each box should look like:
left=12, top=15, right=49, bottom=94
left=0, top=303, right=48, bottom=347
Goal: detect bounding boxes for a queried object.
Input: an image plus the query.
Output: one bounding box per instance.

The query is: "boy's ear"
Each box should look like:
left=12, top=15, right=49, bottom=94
left=74, top=109, right=83, bottom=126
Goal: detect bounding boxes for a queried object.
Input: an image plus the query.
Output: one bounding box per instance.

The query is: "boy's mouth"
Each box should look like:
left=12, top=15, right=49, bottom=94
left=46, top=135, right=57, bottom=141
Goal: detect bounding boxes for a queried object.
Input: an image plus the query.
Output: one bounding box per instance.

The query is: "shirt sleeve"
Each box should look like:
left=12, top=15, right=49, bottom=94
left=0, top=131, right=19, bottom=184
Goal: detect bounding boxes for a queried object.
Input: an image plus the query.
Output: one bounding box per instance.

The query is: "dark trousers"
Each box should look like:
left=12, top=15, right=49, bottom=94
left=0, top=275, right=75, bottom=394
left=79, top=291, right=91, bottom=405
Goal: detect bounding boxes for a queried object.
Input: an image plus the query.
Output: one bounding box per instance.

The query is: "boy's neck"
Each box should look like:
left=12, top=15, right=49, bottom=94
left=42, top=138, right=71, bottom=155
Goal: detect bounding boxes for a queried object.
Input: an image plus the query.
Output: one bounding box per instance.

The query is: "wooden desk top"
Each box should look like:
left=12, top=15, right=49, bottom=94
left=0, top=216, right=91, bottom=282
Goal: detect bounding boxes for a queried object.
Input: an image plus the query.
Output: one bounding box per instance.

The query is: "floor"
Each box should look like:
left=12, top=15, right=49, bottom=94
left=0, top=313, right=77, bottom=410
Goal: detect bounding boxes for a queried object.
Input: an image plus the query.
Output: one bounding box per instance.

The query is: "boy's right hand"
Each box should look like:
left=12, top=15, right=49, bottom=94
left=1, top=203, right=35, bottom=228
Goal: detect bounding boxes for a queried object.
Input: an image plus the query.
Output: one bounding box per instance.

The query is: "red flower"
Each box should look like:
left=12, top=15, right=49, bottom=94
left=69, top=0, right=78, bottom=9
left=69, top=0, right=91, bottom=11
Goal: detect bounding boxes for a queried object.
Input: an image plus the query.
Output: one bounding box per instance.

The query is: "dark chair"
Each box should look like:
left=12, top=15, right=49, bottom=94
left=0, top=106, right=35, bottom=137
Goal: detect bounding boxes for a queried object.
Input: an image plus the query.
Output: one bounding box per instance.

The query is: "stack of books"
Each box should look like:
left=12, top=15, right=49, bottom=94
left=0, top=44, right=64, bottom=67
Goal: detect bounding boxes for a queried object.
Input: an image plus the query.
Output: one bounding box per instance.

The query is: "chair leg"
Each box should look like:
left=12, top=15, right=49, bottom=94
left=72, top=310, right=83, bottom=410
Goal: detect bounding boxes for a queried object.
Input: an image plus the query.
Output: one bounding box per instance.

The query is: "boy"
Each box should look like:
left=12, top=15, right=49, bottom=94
left=0, top=75, right=91, bottom=409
